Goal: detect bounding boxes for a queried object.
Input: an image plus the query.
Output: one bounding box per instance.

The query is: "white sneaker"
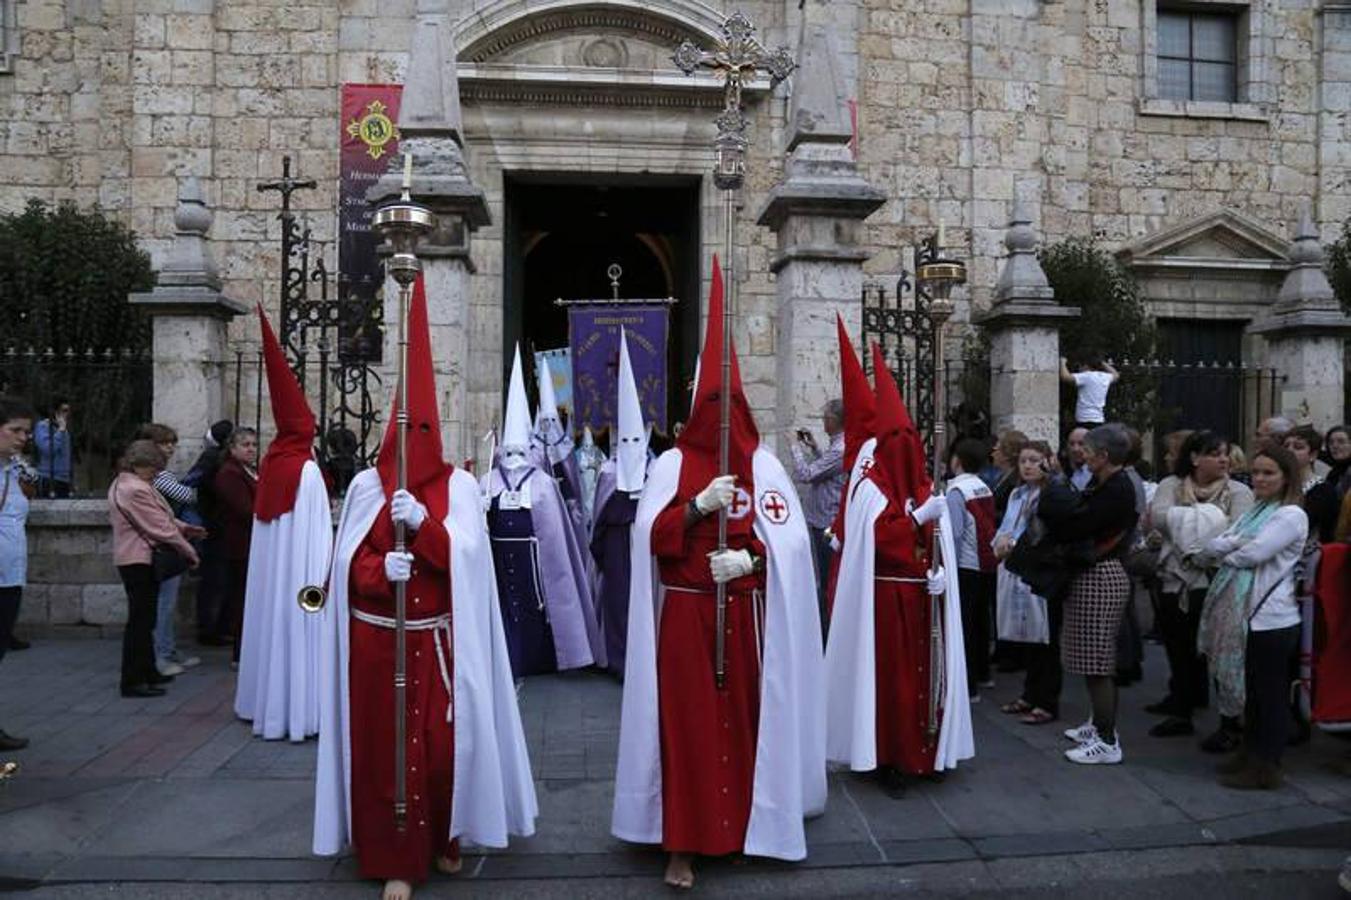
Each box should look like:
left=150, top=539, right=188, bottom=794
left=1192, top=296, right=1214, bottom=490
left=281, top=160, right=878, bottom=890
left=1063, top=720, right=1098, bottom=744
left=156, top=660, right=185, bottom=677
left=1065, top=737, right=1123, bottom=765
left=170, top=653, right=201, bottom=669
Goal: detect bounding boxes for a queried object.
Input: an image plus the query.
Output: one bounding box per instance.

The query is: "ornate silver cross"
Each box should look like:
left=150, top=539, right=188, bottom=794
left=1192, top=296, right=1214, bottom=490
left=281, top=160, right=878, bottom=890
left=673, top=12, right=795, bottom=191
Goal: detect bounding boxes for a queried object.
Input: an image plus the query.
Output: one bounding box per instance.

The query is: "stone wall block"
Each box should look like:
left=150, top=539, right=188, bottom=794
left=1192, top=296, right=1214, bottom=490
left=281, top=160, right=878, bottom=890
left=16, top=586, right=50, bottom=626
left=82, top=584, right=129, bottom=626
left=48, top=585, right=84, bottom=625
left=165, top=14, right=214, bottom=50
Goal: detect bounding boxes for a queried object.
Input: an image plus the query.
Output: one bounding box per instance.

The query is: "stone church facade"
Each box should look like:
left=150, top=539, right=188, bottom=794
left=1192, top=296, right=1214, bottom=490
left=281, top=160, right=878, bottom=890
left=3, top=0, right=1350, bottom=465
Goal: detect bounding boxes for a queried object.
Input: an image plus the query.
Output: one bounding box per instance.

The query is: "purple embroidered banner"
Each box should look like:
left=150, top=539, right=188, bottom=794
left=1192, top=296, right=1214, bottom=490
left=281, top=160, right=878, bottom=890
left=568, top=306, right=668, bottom=434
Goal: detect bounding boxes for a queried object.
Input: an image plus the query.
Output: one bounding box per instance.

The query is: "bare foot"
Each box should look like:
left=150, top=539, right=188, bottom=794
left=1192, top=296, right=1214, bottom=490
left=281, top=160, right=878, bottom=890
left=435, top=855, right=462, bottom=875
left=664, top=852, right=694, bottom=889
left=381, top=879, right=412, bottom=900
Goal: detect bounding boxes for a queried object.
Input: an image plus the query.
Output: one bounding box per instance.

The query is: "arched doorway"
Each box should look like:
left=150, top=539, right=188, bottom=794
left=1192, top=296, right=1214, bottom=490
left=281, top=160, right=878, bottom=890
left=503, top=174, right=702, bottom=438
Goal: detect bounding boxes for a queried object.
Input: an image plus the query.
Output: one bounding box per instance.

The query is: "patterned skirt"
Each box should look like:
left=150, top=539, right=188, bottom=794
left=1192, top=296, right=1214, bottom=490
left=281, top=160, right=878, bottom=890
left=1061, top=559, right=1130, bottom=676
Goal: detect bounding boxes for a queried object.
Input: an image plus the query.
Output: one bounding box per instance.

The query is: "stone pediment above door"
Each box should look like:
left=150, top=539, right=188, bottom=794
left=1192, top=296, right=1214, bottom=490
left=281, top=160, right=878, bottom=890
left=453, top=0, right=773, bottom=108
left=1116, top=209, right=1291, bottom=273
left=1117, top=210, right=1293, bottom=320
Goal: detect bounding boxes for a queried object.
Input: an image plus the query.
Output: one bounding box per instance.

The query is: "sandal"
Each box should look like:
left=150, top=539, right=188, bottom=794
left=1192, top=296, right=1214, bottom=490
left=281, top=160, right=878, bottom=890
left=1000, top=699, right=1033, bottom=715
left=1020, top=707, right=1056, bottom=725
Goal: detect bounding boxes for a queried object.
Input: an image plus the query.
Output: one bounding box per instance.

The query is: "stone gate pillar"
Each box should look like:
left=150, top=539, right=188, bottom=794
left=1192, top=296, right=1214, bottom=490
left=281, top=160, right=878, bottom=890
left=369, top=0, right=489, bottom=466
left=1250, top=210, right=1351, bottom=432
left=757, top=22, right=884, bottom=457
left=976, top=203, right=1079, bottom=446
left=130, top=177, right=246, bottom=469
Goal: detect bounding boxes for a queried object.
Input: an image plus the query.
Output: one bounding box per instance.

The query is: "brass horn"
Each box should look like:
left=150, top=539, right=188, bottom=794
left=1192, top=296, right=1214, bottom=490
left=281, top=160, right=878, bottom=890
left=297, top=584, right=328, bottom=613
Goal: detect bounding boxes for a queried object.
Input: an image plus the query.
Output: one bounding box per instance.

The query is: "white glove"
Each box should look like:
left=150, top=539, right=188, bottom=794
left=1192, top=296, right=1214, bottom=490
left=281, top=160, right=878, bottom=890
left=384, top=551, right=414, bottom=583
left=908, top=493, right=946, bottom=527
left=390, top=489, right=427, bottom=531
left=708, top=548, right=754, bottom=584
left=927, top=567, right=946, bottom=596
left=695, top=475, right=737, bottom=514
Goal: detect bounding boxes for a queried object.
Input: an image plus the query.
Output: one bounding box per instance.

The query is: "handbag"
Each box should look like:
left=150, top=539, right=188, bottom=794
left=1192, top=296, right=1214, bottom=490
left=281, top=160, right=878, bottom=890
left=113, top=489, right=190, bottom=583
left=1005, top=516, right=1075, bottom=602
left=996, top=563, right=1050, bottom=644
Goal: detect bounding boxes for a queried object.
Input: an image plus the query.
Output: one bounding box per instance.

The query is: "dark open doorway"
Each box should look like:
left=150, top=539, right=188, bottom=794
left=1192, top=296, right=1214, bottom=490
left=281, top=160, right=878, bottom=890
left=502, top=174, right=702, bottom=443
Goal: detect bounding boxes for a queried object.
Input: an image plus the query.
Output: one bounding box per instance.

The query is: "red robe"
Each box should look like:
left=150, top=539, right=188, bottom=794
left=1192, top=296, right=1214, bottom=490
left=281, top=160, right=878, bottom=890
left=651, top=498, right=766, bottom=856
left=871, top=498, right=935, bottom=774
left=347, top=506, right=460, bottom=882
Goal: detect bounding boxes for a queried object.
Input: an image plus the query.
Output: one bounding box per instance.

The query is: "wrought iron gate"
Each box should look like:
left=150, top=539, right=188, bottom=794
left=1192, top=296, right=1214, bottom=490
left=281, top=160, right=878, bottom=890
left=861, top=245, right=938, bottom=457
left=247, top=156, right=385, bottom=492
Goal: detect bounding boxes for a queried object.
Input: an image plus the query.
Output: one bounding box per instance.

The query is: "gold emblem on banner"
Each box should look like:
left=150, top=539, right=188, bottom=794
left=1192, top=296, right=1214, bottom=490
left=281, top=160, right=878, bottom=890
left=346, top=100, right=399, bottom=160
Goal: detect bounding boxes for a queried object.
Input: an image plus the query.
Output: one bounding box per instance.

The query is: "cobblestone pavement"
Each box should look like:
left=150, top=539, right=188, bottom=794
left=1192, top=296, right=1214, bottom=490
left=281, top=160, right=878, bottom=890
left=2, top=636, right=1350, bottom=892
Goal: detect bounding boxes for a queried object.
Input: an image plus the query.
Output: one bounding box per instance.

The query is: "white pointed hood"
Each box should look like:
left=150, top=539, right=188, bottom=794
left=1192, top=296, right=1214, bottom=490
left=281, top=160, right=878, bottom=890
left=533, top=355, right=573, bottom=465
left=502, top=345, right=533, bottom=469
left=615, top=328, right=648, bottom=493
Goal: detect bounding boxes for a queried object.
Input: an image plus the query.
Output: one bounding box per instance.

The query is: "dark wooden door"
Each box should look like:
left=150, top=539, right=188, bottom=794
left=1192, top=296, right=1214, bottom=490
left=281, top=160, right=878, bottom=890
left=1154, top=318, right=1245, bottom=447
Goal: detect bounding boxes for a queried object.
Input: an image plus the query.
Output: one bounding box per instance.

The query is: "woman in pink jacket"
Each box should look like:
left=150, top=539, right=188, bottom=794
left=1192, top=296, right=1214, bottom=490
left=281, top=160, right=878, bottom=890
left=108, top=440, right=200, bottom=697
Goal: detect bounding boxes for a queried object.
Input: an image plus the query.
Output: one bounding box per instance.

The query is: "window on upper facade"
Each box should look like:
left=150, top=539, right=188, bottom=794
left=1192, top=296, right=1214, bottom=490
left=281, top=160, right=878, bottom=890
left=1157, top=9, right=1239, bottom=103
left=0, top=0, right=14, bottom=74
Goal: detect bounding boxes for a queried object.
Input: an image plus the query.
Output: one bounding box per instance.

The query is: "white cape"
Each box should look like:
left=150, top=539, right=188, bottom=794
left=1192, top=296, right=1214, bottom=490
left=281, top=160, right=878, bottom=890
left=824, top=473, right=974, bottom=772
left=312, top=468, right=538, bottom=855
left=234, top=460, right=330, bottom=741
left=611, top=447, right=826, bottom=861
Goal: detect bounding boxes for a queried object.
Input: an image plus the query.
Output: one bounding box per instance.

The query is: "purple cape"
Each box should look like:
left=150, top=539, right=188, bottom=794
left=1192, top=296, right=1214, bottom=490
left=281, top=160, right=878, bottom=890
left=486, top=464, right=604, bottom=671
left=589, top=461, right=644, bottom=678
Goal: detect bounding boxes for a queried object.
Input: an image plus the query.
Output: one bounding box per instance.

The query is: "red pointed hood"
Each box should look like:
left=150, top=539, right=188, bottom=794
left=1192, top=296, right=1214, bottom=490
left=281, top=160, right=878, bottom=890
left=254, top=304, right=318, bottom=522
left=676, top=256, right=759, bottom=485
left=375, top=276, right=451, bottom=518
left=870, top=342, right=930, bottom=506
left=837, top=314, right=875, bottom=475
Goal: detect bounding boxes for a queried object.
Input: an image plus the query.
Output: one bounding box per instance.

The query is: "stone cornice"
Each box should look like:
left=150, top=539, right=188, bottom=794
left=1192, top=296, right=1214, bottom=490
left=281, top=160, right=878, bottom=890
left=976, top=299, right=1081, bottom=330
left=129, top=286, right=248, bottom=319
left=756, top=179, right=886, bottom=232
left=1248, top=307, right=1351, bottom=338
left=767, top=245, right=870, bottom=274
left=458, top=63, right=765, bottom=109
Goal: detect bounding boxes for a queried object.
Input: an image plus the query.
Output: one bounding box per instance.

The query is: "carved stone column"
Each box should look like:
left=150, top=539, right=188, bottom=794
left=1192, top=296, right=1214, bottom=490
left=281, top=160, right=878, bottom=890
left=1250, top=210, right=1351, bottom=432
left=976, top=203, right=1079, bottom=445
left=129, top=178, right=246, bottom=468
left=757, top=22, right=884, bottom=457
left=369, top=0, right=489, bottom=464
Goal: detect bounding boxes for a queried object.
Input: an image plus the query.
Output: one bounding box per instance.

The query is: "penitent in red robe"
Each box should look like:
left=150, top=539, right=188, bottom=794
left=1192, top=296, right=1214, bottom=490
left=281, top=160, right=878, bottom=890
left=651, top=498, right=766, bottom=856
left=870, top=496, right=936, bottom=775
left=347, top=505, right=460, bottom=882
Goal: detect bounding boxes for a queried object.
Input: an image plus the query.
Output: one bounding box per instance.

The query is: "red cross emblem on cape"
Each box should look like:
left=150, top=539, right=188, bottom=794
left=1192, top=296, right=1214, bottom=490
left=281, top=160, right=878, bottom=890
left=728, top=486, right=753, bottom=520
left=759, top=489, right=790, bottom=525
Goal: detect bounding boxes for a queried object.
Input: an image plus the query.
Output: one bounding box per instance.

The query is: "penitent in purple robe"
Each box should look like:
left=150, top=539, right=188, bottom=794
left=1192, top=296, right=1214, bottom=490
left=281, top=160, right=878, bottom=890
left=484, top=461, right=604, bottom=677
left=590, top=460, right=649, bottom=679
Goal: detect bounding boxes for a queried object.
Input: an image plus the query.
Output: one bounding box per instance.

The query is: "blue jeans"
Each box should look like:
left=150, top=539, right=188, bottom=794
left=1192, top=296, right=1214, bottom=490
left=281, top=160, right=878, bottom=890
left=154, top=574, right=181, bottom=662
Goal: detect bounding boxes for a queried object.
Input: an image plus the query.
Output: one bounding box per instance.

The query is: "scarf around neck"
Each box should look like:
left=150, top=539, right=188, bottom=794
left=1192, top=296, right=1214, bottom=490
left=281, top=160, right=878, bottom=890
left=1178, top=474, right=1234, bottom=513
left=1196, top=500, right=1281, bottom=717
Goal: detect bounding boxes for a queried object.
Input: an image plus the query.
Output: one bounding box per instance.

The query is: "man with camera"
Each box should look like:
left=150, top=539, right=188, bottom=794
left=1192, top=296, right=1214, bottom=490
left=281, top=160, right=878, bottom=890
left=790, top=399, right=847, bottom=619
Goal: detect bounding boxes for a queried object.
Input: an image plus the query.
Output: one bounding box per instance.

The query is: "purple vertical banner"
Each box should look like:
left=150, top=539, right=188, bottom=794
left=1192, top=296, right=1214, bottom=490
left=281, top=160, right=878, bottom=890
left=568, top=306, right=669, bottom=434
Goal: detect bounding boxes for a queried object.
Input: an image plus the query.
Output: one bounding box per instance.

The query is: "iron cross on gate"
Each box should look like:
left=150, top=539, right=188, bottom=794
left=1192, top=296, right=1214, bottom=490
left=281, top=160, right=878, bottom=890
left=672, top=12, right=795, bottom=191
left=256, top=155, right=318, bottom=212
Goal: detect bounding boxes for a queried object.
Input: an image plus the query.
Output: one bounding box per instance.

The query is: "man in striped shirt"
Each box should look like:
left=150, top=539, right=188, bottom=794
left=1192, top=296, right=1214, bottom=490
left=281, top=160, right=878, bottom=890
left=791, top=399, right=847, bottom=621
